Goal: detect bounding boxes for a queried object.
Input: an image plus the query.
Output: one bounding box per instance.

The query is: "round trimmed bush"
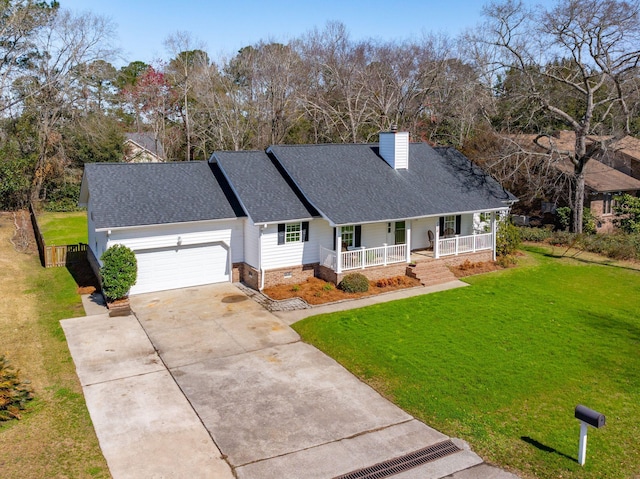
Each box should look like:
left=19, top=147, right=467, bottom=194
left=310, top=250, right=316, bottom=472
left=100, top=245, right=137, bottom=301
left=338, top=273, right=369, bottom=293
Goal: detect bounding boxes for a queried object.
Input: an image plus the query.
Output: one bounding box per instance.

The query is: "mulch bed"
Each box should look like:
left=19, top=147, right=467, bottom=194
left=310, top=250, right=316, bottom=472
left=264, top=276, right=421, bottom=305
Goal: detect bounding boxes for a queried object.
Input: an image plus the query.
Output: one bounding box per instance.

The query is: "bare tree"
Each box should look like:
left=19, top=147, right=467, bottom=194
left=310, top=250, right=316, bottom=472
left=474, top=0, right=640, bottom=232
left=15, top=8, right=116, bottom=201
left=363, top=35, right=456, bottom=142
left=298, top=22, right=374, bottom=143
left=164, top=32, right=208, bottom=160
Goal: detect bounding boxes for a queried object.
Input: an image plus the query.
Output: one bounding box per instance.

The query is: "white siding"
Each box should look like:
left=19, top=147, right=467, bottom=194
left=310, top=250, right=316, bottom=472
left=87, top=203, right=108, bottom=264
left=244, top=219, right=260, bottom=269
left=411, top=218, right=437, bottom=249
left=361, top=222, right=387, bottom=248
left=460, top=214, right=474, bottom=236
left=107, top=219, right=243, bottom=261
left=261, top=219, right=332, bottom=269
left=379, top=131, right=409, bottom=169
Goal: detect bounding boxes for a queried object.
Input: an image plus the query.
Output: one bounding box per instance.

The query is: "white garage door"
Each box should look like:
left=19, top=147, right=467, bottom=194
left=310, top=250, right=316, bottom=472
left=130, top=242, right=229, bottom=295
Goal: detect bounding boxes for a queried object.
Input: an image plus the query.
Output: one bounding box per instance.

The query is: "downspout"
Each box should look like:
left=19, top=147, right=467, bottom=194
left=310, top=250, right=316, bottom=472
left=492, top=212, right=498, bottom=261
left=259, top=225, right=265, bottom=291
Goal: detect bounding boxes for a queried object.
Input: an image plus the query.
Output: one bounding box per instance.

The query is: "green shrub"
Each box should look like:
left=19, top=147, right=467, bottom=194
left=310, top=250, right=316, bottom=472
left=338, top=273, right=370, bottom=293
left=555, top=206, right=596, bottom=233
left=556, top=206, right=572, bottom=231
left=517, top=226, right=552, bottom=242
left=322, top=283, right=334, bottom=291
left=614, top=194, right=640, bottom=234
left=549, top=231, right=575, bottom=246
left=496, top=218, right=521, bottom=257
left=100, top=245, right=137, bottom=301
left=0, top=355, right=34, bottom=421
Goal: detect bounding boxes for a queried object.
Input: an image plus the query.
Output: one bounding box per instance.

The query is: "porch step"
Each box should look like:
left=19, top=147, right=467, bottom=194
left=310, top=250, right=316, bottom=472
left=407, top=261, right=457, bottom=287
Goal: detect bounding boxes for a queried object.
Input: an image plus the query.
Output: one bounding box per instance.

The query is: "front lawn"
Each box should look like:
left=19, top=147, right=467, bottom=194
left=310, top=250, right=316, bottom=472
left=293, top=246, right=640, bottom=478
left=37, top=210, right=87, bottom=245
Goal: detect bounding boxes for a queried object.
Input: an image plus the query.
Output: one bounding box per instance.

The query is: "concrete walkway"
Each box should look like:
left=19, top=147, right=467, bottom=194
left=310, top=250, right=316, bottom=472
left=64, top=283, right=518, bottom=479
left=273, top=280, right=469, bottom=325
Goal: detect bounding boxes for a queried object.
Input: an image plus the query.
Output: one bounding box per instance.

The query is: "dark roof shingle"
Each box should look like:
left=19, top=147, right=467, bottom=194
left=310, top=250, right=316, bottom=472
left=267, top=143, right=516, bottom=225
left=83, top=162, right=244, bottom=229
left=213, top=150, right=318, bottom=223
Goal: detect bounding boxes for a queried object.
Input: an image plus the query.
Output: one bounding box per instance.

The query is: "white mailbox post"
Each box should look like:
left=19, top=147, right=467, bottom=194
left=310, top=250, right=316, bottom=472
left=575, top=404, right=606, bottom=466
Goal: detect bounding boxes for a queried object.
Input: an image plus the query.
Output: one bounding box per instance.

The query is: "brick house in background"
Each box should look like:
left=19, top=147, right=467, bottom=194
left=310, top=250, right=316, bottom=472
left=512, top=131, right=640, bottom=232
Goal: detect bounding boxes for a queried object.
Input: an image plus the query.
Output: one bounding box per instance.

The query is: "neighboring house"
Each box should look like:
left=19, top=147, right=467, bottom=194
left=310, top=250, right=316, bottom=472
left=514, top=131, right=640, bottom=232
left=553, top=157, right=640, bottom=232
left=80, top=130, right=517, bottom=295
left=530, top=130, right=640, bottom=180
left=601, top=135, right=640, bottom=181
left=123, top=132, right=165, bottom=163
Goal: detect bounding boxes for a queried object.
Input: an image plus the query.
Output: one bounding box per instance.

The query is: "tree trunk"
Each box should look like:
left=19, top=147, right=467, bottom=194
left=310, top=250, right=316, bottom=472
left=573, top=170, right=585, bottom=234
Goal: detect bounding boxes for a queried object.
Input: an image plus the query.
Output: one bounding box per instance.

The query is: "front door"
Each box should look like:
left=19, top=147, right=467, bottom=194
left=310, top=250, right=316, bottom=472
left=395, top=221, right=406, bottom=245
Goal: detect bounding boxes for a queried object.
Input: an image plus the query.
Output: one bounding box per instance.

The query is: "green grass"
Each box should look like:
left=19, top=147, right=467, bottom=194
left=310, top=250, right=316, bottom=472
left=293, top=247, right=640, bottom=479
left=38, top=211, right=87, bottom=245
left=0, top=222, right=108, bottom=478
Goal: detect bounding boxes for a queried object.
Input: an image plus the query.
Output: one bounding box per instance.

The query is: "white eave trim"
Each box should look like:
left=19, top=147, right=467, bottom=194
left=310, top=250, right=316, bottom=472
left=329, top=207, right=511, bottom=227
left=95, top=216, right=241, bottom=232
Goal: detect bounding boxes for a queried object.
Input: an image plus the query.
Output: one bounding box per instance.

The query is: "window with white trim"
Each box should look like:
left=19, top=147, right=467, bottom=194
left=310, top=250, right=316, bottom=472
left=341, top=225, right=355, bottom=248
left=278, top=221, right=309, bottom=245
left=443, top=215, right=456, bottom=236
left=286, top=223, right=301, bottom=243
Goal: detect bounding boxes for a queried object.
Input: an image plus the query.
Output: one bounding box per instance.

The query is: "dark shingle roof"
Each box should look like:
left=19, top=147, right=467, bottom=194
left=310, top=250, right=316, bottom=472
left=83, top=162, right=244, bottom=229
left=213, top=151, right=318, bottom=224
left=268, top=143, right=516, bottom=225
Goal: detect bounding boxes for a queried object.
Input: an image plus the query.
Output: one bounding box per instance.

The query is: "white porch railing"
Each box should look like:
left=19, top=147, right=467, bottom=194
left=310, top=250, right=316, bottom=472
left=438, top=233, right=493, bottom=257
left=319, top=244, right=407, bottom=272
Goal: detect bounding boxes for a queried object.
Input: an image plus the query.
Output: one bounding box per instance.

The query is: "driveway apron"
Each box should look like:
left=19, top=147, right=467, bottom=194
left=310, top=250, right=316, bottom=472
left=128, top=283, right=512, bottom=479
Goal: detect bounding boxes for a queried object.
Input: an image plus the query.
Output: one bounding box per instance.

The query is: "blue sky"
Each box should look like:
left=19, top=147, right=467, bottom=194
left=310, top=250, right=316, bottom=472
left=61, top=1, right=554, bottom=67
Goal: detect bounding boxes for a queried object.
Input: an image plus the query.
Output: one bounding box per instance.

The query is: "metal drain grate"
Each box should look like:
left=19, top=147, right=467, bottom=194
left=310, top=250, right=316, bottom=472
left=333, top=440, right=461, bottom=479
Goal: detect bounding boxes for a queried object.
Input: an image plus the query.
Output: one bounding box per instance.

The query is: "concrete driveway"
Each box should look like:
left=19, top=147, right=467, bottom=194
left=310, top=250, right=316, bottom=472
left=64, top=283, right=518, bottom=479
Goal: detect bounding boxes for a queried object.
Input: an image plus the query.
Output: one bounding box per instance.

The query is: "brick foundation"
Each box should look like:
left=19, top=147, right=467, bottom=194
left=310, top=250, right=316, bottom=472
left=238, top=263, right=318, bottom=290
left=239, top=250, right=494, bottom=291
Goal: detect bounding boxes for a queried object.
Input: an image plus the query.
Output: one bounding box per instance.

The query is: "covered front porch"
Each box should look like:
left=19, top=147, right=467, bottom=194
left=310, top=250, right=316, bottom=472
left=318, top=212, right=499, bottom=275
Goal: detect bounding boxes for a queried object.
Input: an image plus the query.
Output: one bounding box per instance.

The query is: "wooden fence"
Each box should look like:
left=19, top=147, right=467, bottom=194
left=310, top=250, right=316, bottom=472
left=29, top=202, right=88, bottom=268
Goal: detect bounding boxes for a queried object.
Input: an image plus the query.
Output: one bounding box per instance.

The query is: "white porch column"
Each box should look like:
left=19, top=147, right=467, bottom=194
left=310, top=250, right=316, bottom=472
left=335, top=227, right=343, bottom=273
left=491, top=212, right=497, bottom=261
left=405, top=221, right=411, bottom=263
left=434, top=223, right=440, bottom=259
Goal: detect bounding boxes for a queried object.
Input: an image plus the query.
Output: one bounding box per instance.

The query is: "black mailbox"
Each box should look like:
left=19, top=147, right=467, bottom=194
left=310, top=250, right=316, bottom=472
left=575, top=405, right=605, bottom=428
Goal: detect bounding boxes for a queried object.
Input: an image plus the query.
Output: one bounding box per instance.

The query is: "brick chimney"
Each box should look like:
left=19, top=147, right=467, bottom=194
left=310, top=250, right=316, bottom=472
left=379, top=124, right=409, bottom=169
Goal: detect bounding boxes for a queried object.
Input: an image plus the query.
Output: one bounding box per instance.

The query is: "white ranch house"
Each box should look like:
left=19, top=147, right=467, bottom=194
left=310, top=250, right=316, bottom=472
left=80, top=129, right=516, bottom=295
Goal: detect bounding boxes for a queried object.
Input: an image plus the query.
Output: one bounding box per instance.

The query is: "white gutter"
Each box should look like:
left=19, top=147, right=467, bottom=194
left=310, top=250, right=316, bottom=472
left=259, top=225, right=265, bottom=291
left=95, top=216, right=240, bottom=232
left=329, top=207, right=511, bottom=228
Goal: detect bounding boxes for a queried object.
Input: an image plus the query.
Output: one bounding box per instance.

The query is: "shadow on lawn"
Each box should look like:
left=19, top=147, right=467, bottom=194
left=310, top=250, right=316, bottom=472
left=521, top=436, right=577, bottom=463
left=524, top=245, right=640, bottom=272
left=66, top=258, right=100, bottom=293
